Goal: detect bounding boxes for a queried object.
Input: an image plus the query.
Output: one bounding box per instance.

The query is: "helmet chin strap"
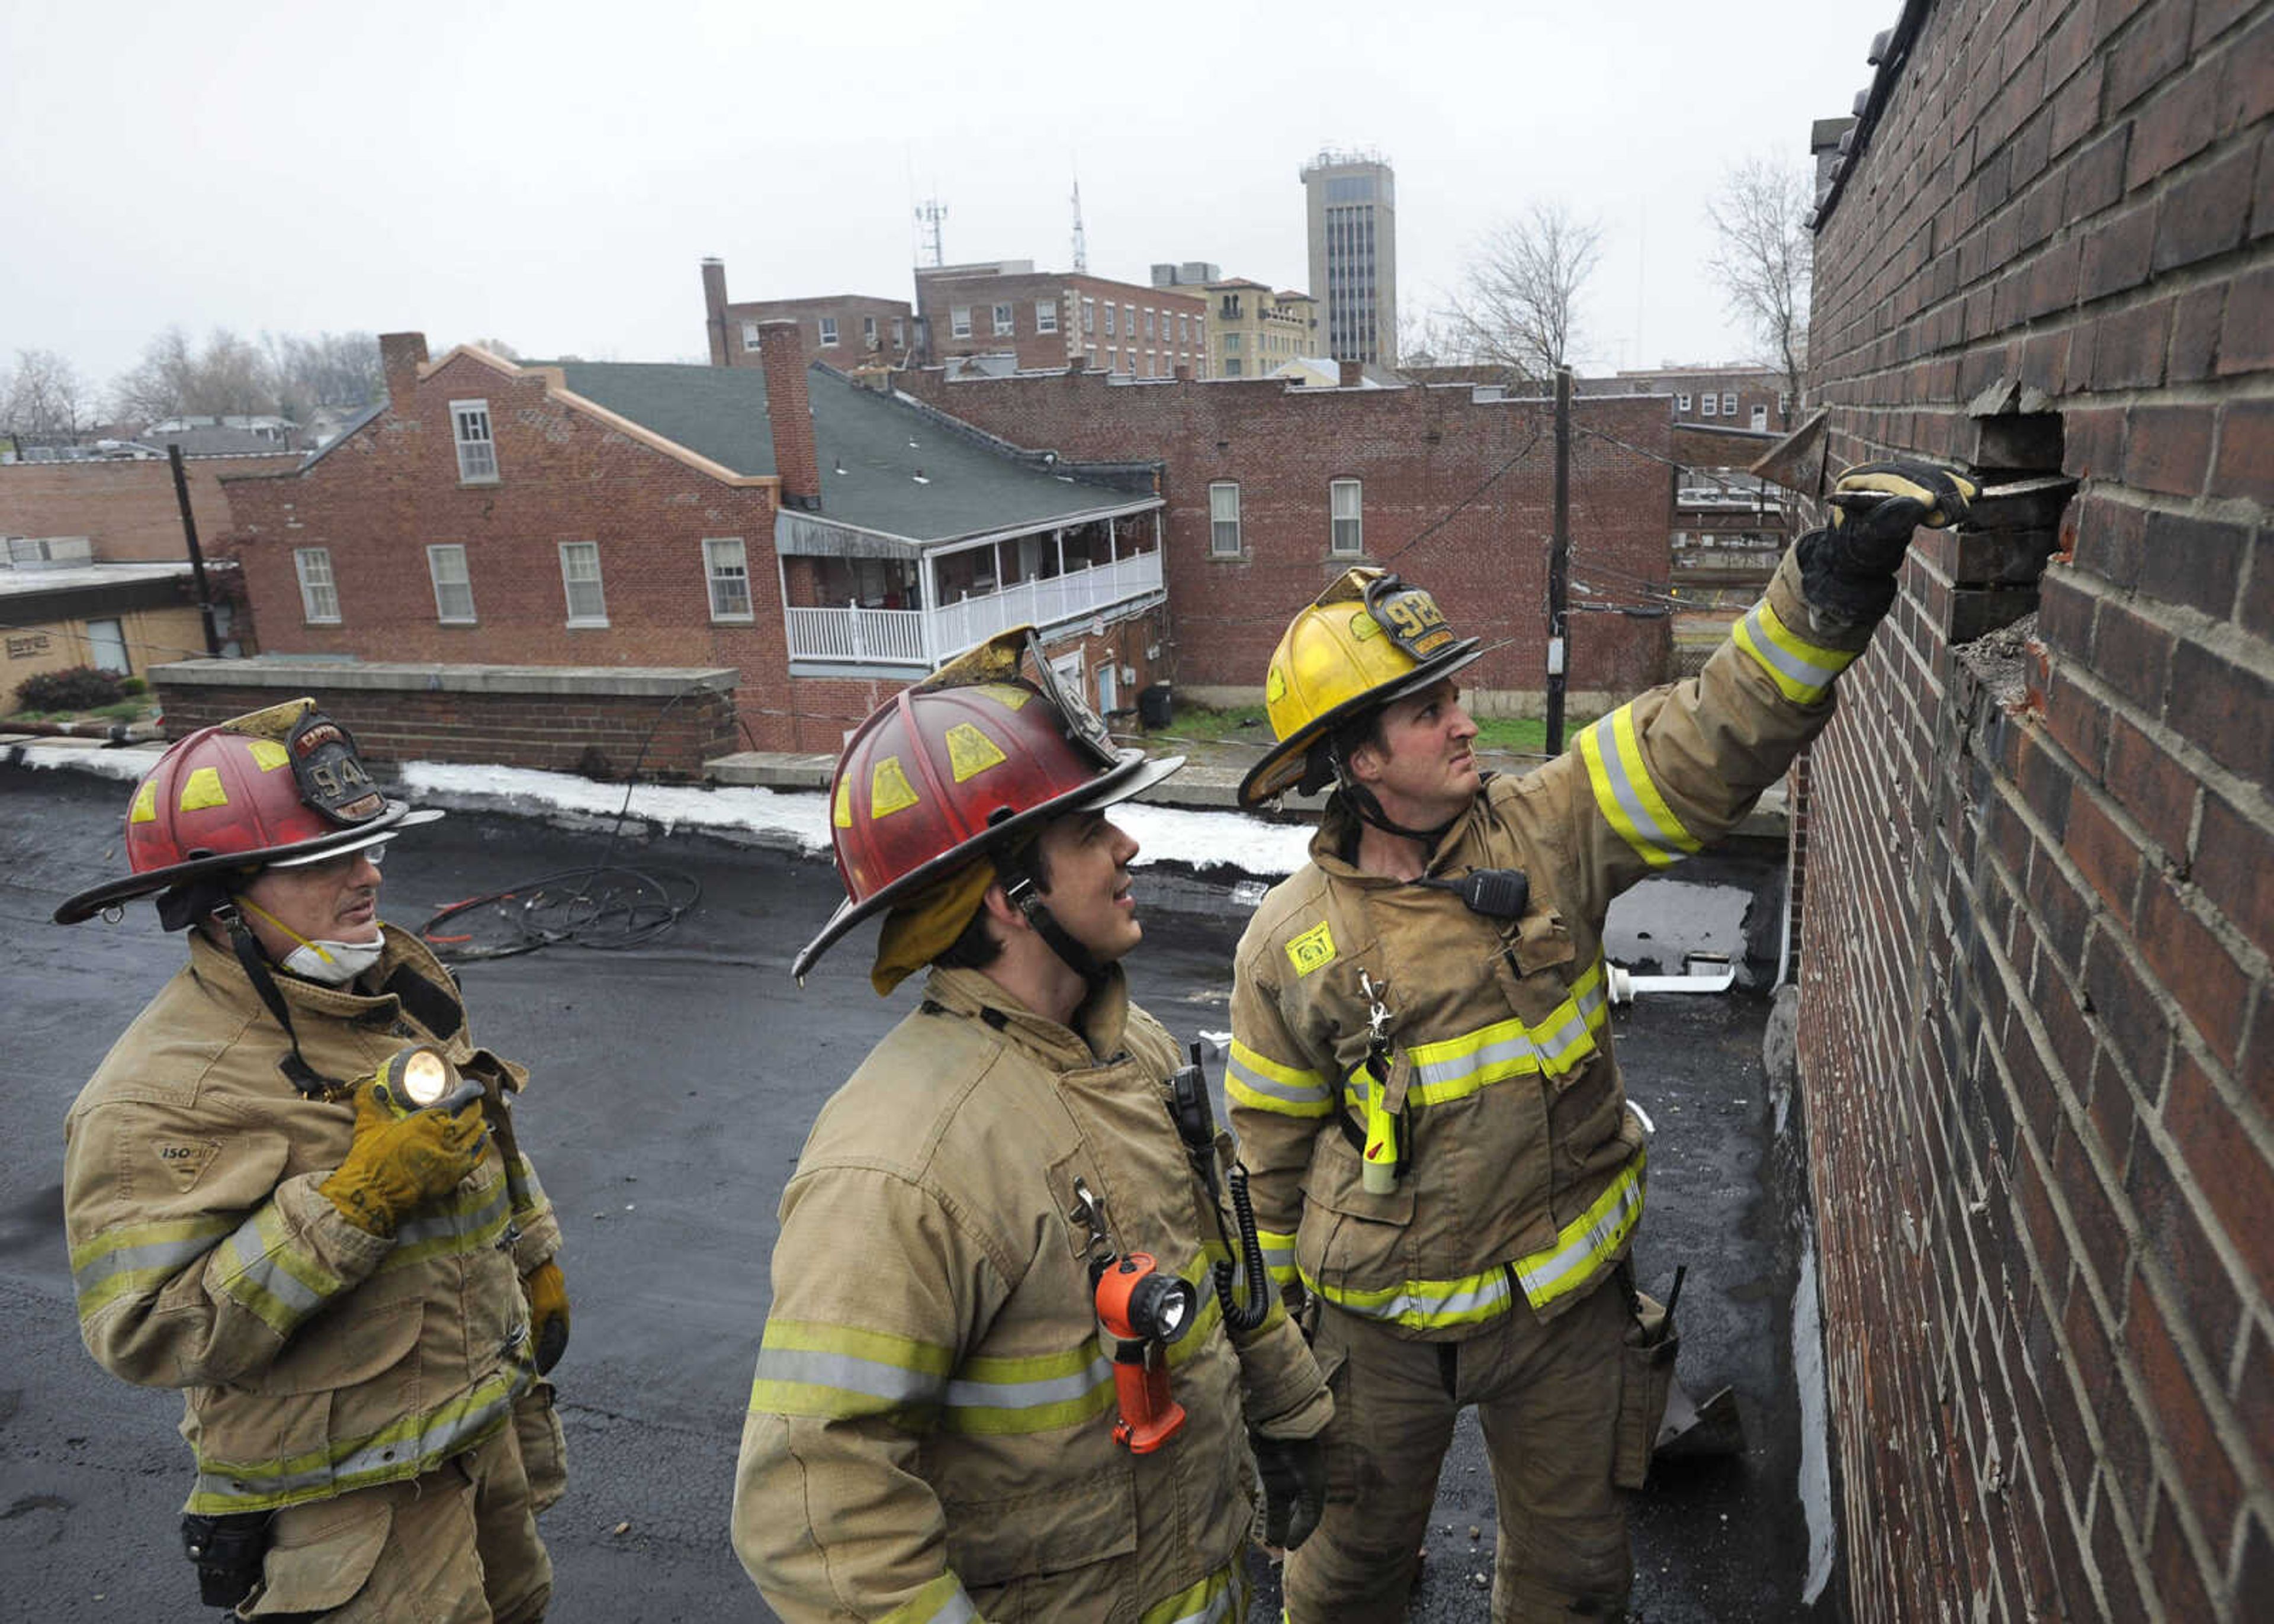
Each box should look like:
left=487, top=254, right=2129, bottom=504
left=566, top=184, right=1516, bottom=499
left=998, top=850, right=1109, bottom=991
left=211, top=898, right=348, bottom=1099
left=1324, top=737, right=1462, bottom=850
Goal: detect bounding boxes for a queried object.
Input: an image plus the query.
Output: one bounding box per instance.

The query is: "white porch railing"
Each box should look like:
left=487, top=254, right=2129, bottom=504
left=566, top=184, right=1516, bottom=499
left=784, top=551, right=1164, bottom=668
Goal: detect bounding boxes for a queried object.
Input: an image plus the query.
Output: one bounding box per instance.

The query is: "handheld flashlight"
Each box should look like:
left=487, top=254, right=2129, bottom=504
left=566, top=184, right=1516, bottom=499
left=370, top=1046, right=484, bottom=1119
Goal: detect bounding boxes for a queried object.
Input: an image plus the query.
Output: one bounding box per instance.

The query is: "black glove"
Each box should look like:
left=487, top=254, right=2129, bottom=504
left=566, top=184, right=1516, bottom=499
left=1798, top=459, right=1979, bottom=623
left=1252, top=1431, right=1326, bottom=1551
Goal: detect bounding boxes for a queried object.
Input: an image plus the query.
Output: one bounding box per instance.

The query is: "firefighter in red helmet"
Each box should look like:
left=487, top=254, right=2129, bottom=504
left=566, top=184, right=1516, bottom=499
left=736, top=629, right=1334, bottom=1623
left=55, top=699, right=569, bottom=1621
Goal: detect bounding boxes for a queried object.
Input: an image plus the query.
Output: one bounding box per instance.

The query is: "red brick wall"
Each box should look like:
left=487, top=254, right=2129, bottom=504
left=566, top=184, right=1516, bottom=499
left=914, top=272, right=1209, bottom=377
left=718, top=295, right=914, bottom=366
left=156, top=678, right=738, bottom=779
left=899, top=368, right=1674, bottom=708
left=1798, top=1, right=2271, bottom=1618
left=0, top=454, right=298, bottom=561
left=220, top=352, right=861, bottom=749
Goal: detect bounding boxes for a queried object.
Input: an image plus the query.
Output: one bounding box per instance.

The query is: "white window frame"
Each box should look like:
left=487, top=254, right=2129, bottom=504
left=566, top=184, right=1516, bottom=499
left=1036, top=300, right=1059, bottom=334
left=993, top=302, right=1015, bottom=336
left=742, top=321, right=762, bottom=351
left=818, top=316, right=839, bottom=347
left=1209, top=481, right=1242, bottom=556
left=1778, top=392, right=1791, bottom=416
left=1676, top=391, right=1692, bottom=411
left=892, top=317, right=906, bottom=345
left=294, top=547, right=340, bottom=623
left=704, top=537, right=753, bottom=622
left=1082, top=298, right=1096, bottom=335
left=1178, top=314, right=1190, bottom=342
left=1145, top=309, right=1156, bottom=340
left=1224, top=332, right=1241, bottom=352
left=1123, top=304, right=1135, bottom=337
left=1751, top=404, right=1769, bottom=430
left=1104, top=304, right=1117, bottom=337
left=426, top=544, right=475, bottom=623
left=450, top=399, right=497, bottom=483
left=1700, top=393, right=1718, bottom=417
left=1330, top=478, right=1364, bottom=557
left=558, top=541, right=608, bottom=627
left=950, top=305, right=972, bottom=339
left=1722, top=391, right=1737, bottom=414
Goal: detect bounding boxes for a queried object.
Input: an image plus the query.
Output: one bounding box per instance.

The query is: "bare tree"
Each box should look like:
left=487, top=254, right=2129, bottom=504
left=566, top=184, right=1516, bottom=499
left=110, top=327, right=200, bottom=422
left=1706, top=157, right=1814, bottom=414
left=108, top=326, right=282, bottom=424
left=2, top=348, right=93, bottom=445
left=1444, top=203, right=1604, bottom=381
left=265, top=331, right=383, bottom=420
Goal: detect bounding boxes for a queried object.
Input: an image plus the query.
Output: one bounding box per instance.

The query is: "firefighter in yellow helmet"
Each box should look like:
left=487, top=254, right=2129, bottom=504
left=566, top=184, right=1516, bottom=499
left=1228, top=464, right=1974, bottom=1620
left=734, top=628, right=1332, bottom=1623
left=54, top=699, right=568, bottom=1621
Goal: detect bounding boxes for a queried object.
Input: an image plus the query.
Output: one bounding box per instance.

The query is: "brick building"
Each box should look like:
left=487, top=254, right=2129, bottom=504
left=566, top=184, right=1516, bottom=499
left=898, top=366, right=1675, bottom=715
left=1789, top=1, right=2272, bottom=1618
left=220, top=329, right=1169, bottom=755
left=1599, top=363, right=1796, bottom=433
left=0, top=451, right=298, bottom=563
left=701, top=259, right=914, bottom=369
left=1200, top=278, right=1319, bottom=378
left=913, top=261, right=1209, bottom=379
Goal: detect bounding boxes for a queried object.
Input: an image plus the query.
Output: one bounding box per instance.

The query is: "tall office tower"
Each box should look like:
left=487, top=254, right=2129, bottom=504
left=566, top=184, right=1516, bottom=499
left=1301, top=150, right=1397, bottom=367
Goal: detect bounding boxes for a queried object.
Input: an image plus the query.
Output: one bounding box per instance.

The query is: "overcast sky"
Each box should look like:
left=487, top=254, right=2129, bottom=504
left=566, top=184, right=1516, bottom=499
left=3, top=0, right=1898, bottom=398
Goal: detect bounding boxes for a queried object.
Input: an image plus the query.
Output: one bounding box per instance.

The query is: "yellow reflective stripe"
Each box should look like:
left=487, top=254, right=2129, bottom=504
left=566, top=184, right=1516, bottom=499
left=1142, top=1562, right=1242, bottom=1624
left=749, top=1317, right=956, bottom=1421
left=1258, top=1227, right=1299, bottom=1289
left=1396, top=956, right=1609, bottom=1105
left=1580, top=705, right=1701, bottom=869
left=1301, top=1262, right=1517, bottom=1331
left=70, top=1214, right=234, bottom=1320
left=186, top=1365, right=524, bottom=1513
left=1733, top=596, right=1857, bottom=705
left=381, top=1168, right=515, bottom=1270
left=1512, top=1149, right=1647, bottom=1311
left=213, top=1205, right=345, bottom=1338
left=879, top=1573, right=978, bottom=1624
left=1226, top=1040, right=1333, bottom=1118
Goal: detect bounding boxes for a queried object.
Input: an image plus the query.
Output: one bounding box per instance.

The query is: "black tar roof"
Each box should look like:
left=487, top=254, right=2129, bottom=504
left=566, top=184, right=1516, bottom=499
left=553, top=360, right=1149, bottom=544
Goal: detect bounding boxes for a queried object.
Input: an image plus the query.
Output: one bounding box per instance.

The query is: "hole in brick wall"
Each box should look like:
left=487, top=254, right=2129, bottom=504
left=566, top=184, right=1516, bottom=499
left=1949, top=395, right=2075, bottom=706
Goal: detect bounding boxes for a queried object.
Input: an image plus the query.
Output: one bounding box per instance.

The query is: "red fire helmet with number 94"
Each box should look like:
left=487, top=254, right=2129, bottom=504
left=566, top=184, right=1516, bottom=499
left=53, top=698, right=439, bottom=925
left=792, top=628, right=1181, bottom=979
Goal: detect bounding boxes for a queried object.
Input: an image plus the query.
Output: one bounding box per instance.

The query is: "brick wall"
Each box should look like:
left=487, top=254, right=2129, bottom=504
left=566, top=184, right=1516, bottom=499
left=0, top=454, right=298, bottom=561
left=155, top=664, right=740, bottom=779
left=1798, top=1, right=2271, bottom=1617
left=899, top=368, right=1674, bottom=712
left=913, top=270, right=1209, bottom=378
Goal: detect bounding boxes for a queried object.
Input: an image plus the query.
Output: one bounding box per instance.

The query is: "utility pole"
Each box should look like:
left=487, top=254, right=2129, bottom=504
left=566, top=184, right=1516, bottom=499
left=169, top=444, right=224, bottom=657
left=1544, top=366, right=1572, bottom=754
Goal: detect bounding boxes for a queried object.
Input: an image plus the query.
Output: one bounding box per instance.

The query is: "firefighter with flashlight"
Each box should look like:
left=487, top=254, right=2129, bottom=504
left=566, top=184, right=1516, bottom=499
left=1228, top=464, right=1974, bottom=1619
left=734, top=628, right=1332, bottom=1623
left=56, top=699, right=570, bottom=1620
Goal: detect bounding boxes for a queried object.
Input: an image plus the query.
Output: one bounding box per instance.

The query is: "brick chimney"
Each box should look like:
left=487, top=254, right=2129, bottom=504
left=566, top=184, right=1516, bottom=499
left=701, top=258, right=732, bottom=366
left=1338, top=359, right=1363, bottom=388
left=380, top=333, right=429, bottom=411
left=756, top=321, right=821, bottom=512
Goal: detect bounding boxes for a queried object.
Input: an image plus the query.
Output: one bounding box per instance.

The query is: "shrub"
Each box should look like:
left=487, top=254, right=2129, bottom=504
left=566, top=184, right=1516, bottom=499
left=118, top=675, right=149, bottom=697
left=14, top=665, right=126, bottom=713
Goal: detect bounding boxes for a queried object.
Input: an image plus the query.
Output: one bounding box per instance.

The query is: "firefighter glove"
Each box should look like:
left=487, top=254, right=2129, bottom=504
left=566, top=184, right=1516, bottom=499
left=1800, top=459, right=1979, bottom=623
left=524, top=1259, right=571, bottom=1374
left=1252, top=1430, right=1326, bottom=1551
left=320, top=1085, right=486, bottom=1237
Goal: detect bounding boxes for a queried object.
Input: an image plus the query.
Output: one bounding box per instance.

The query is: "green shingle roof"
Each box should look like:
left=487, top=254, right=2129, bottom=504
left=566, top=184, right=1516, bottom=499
left=551, top=361, right=1146, bottom=544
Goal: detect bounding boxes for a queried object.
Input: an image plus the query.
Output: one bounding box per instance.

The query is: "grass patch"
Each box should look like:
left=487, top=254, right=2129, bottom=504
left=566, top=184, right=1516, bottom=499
left=5, top=699, right=156, bottom=725
left=1162, top=703, right=1585, bottom=758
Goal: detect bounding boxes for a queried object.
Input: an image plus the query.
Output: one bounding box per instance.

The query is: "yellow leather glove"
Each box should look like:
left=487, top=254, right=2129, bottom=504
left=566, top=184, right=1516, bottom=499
left=320, top=1085, right=486, bottom=1237
left=1802, top=459, right=1980, bottom=622
left=524, top=1259, right=571, bottom=1374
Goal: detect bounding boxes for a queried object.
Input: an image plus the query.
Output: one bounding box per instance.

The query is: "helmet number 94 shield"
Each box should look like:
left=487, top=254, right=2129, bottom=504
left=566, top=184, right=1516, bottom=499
left=1361, top=575, right=1457, bottom=664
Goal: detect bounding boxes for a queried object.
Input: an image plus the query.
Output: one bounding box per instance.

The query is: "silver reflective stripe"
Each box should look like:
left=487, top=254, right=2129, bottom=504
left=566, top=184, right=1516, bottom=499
left=191, top=1369, right=524, bottom=1510
left=1321, top=1270, right=1514, bottom=1324
left=1226, top=1054, right=1326, bottom=1105
left=754, top=1346, right=948, bottom=1408
left=1737, top=600, right=1849, bottom=701
left=946, top=1352, right=1113, bottom=1411
left=1514, top=1168, right=1645, bottom=1303
left=927, top=1592, right=978, bottom=1624
left=72, top=1230, right=224, bottom=1294
left=1411, top=1026, right=1538, bottom=1089
left=214, top=1216, right=326, bottom=1321
left=390, top=1181, right=512, bottom=1252
left=1589, top=717, right=1688, bottom=859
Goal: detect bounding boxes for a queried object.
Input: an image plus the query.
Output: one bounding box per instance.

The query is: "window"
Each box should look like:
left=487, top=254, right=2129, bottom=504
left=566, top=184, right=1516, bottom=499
left=1676, top=392, right=1692, bottom=411
left=950, top=306, right=972, bottom=339
left=558, top=542, right=607, bottom=626
left=451, top=400, right=497, bottom=482
left=294, top=548, right=339, bottom=622
left=1223, top=358, right=1242, bottom=377
left=1145, top=309, right=1156, bottom=340
left=1225, top=332, right=1242, bottom=352
left=1722, top=391, right=1737, bottom=414
left=1178, top=314, right=1189, bottom=342
left=1123, top=304, right=1135, bottom=337
left=1037, top=300, right=1058, bottom=334
left=1107, top=349, right=1117, bottom=372
left=704, top=538, right=753, bottom=620
left=863, top=315, right=878, bottom=343
left=1700, top=393, right=1717, bottom=417
left=1209, top=481, right=1241, bottom=555
left=1750, top=405, right=1768, bottom=430
left=892, top=317, right=906, bottom=346
left=1104, top=304, right=1117, bottom=337
left=993, top=303, right=1015, bottom=336
left=818, top=316, right=839, bottom=347
left=426, top=545, right=474, bottom=623
left=742, top=321, right=762, bottom=351
left=1083, top=298, right=1096, bottom=335
left=1778, top=392, right=1791, bottom=416
left=1330, top=479, right=1363, bottom=555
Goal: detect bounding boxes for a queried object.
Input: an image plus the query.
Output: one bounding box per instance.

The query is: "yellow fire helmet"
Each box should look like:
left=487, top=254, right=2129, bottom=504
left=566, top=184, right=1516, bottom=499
left=1238, top=567, right=1483, bottom=808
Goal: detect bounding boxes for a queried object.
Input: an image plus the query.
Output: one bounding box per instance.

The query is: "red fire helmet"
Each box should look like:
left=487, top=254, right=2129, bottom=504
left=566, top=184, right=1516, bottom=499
left=53, top=699, right=439, bottom=925
left=792, top=628, right=1181, bottom=979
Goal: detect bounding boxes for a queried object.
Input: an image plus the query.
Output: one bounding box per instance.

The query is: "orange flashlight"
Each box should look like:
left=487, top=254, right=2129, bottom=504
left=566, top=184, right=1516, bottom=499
left=1093, top=1252, right=1197, bottom=1453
